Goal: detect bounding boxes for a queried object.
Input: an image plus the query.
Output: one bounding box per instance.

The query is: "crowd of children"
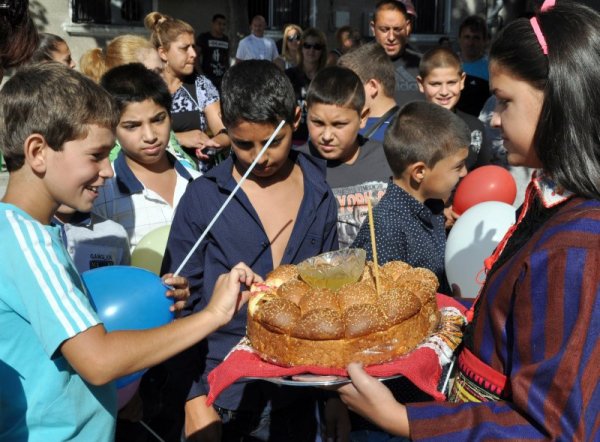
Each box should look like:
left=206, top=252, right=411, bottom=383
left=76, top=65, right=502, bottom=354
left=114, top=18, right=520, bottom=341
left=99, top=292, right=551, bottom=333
left=2, top=0, right=600, bottom=441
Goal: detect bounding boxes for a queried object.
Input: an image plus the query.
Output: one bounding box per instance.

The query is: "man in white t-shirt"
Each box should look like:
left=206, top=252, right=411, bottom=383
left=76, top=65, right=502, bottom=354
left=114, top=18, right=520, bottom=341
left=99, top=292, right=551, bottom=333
left=235, top=15, right=283, bottom=68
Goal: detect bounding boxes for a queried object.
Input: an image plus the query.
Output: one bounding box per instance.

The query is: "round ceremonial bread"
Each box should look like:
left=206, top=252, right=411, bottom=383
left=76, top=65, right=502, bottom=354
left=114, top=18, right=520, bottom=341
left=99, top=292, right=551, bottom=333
left=247, top=260, right=440, bottom=368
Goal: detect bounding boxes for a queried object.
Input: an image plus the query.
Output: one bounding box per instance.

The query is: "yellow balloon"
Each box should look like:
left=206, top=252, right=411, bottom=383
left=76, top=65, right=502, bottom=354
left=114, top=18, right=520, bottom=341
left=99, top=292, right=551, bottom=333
left=131, top=225, right=171, bottom=275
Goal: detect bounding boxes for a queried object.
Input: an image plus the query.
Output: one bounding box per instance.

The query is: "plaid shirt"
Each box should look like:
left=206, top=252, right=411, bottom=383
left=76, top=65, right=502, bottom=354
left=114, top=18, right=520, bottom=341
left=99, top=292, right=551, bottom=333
left=93, top=151, right=200, bottom=251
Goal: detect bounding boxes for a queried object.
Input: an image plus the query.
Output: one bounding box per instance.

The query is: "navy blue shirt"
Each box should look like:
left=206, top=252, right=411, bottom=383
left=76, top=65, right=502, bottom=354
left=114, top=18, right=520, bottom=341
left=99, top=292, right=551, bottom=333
left=351, top=180, right=450, bottom=294
left=162, top=150, right=339, bottom=410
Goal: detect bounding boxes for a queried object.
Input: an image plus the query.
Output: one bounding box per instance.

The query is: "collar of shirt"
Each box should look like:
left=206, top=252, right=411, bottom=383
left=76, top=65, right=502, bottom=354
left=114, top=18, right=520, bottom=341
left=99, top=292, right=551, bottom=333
left=113, top=150, right=195, bottom=196
left=532, top=169, right=574, bottom=208
left=386, top=180, right=441, bottom=229
left=202, top=149, right=333, bottom=264
left=204, top=148, right=329, bottom=196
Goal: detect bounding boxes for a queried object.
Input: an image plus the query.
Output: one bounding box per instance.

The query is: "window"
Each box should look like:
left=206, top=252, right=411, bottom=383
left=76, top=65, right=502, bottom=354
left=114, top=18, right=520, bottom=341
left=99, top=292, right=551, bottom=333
left=412, top=0, right=451, bottom=34
left=71, top=0, right=153, bottom=25
left=248, top=0, right=311, bottom=29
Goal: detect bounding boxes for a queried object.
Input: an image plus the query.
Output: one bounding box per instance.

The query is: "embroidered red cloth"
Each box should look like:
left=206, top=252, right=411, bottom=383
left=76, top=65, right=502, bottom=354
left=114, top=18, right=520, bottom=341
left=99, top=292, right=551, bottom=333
left=206, top=294, right=466, bottom=405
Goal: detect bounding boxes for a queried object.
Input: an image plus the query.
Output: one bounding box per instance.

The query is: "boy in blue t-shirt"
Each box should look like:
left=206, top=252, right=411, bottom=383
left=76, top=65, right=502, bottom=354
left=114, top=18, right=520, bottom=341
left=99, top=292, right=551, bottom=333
left=161, top=60, right=339, bottom=441
left=0, top=62, right=259, bottom=441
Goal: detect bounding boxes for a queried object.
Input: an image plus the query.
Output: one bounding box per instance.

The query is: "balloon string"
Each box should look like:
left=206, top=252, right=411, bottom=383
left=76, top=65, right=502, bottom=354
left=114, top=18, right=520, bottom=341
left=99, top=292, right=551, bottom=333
left=173, top=120, right=286, bottom=277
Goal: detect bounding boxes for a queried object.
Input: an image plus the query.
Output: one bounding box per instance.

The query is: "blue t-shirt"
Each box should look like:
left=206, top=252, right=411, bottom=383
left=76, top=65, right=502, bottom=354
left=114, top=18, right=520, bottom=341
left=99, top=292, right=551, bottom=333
left=462, top=56, right=489, bottom=81
left=0, top=203, right=116, bottom=441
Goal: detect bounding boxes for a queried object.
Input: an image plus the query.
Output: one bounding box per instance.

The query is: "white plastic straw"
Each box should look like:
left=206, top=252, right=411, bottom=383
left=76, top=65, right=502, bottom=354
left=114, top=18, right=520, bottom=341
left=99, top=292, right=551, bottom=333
left=173, top=120, right=286, bottom=276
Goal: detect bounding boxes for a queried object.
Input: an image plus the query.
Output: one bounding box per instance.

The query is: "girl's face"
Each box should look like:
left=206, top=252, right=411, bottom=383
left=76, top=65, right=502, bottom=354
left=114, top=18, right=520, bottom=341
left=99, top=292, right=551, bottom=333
left=160, top=32, right=196, bottom=78
left=286, top=29, right=301, bottom=51
left=490, top=62, right=544, bottom=168
left=117, top=99, right=171, bottom=167
left=51, top=42, right=76, bottom=69
left=302, top=36, right=323, bottom=65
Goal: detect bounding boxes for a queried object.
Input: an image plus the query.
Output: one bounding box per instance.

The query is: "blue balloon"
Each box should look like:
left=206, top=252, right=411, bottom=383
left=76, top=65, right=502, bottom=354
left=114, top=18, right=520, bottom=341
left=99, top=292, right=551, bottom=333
left=81, top=266, right=175, bottom=388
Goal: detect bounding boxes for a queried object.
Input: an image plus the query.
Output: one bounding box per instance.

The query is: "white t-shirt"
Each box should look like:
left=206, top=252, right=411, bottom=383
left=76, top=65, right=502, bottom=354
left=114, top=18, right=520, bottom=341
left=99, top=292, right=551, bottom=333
left=236, top=34, right=279, bottom=61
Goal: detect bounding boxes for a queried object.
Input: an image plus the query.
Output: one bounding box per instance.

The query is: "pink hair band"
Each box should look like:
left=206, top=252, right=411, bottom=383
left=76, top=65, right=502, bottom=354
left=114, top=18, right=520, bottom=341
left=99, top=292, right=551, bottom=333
left=530, top=17, right=548, bottom=55
left=531, top=0, right=556, bottom=55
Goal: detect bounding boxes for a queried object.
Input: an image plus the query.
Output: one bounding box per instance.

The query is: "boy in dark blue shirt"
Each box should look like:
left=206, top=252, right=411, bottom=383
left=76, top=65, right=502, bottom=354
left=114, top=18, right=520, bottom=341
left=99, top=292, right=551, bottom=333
left=352, top=101, right=469, bottom=294
left=162, top=60, right=338, bottom=441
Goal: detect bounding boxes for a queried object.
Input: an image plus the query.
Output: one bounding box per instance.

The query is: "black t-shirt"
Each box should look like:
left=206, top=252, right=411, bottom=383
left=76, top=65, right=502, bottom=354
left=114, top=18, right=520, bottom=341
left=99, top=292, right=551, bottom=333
left=285, top=66, right=312, bottom=144
left=392, top=47, right=424, bottom=106
left=456, top=109, right=492, bottom=170
left=456, top=74, right=490, bottom=117
left=195, top=32, right=229, bottom=90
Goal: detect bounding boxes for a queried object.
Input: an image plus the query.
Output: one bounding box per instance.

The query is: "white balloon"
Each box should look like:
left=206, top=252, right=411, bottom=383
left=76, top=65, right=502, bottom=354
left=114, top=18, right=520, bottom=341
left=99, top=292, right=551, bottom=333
left=445, top=201, right=516, bottom=298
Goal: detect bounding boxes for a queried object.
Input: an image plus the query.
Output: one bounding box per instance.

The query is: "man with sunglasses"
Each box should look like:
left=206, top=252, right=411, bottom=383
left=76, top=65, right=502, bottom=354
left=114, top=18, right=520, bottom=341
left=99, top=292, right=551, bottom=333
left=371, top=0, right=423, bottom=106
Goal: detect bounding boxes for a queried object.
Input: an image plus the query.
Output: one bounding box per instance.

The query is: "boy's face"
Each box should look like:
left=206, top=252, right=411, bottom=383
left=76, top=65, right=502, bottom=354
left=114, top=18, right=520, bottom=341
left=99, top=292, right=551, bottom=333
left=420, top=147, right=468, bottom=202
left=458, top=28, right=486, bottom=62
left=45, top=124, right=115, bottom=213
left=117, top=99, right=171, bottom=166
left=229, top=119, right=295, bottom=180
left=307, top=103, right=367, bottom=163
left=417, top=67, right=466, bottom=111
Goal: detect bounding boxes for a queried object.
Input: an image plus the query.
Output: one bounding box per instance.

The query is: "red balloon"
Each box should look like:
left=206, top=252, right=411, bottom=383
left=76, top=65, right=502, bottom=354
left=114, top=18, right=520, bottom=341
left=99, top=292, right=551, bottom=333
left=453, top=165, right=517, bottom=215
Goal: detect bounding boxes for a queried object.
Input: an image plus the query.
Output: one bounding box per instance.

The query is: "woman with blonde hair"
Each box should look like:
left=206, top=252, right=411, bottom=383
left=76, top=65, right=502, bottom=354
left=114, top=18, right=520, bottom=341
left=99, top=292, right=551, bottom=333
left=145, top=11, right=229, bottom=171
left=79, top=34, right=163, bottom=83
left=280, top=23, right=302, bottom=69
left=285, top=27, right=328, bottom=144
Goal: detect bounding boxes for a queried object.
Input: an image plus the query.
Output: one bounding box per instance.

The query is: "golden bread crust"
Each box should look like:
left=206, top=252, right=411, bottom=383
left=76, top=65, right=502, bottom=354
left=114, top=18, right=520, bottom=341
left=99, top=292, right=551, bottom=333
left=248, top=260, right=440, bottom=368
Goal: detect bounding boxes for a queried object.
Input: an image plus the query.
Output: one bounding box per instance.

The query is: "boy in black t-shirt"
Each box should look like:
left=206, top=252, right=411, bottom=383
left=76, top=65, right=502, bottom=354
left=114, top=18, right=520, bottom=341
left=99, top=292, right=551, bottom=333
left=296, top=66, right=393, bottom=248
left=417, top=46, right=493, bottom=171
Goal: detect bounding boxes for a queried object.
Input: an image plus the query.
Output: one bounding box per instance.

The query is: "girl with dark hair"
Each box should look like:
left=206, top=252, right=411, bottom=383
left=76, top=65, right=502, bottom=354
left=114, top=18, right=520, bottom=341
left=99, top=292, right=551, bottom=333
left=30, top=32, right=76, bottom=68
left=334, top=1, right=600, bottom=440
left=0, top=0, right=38, bottom=80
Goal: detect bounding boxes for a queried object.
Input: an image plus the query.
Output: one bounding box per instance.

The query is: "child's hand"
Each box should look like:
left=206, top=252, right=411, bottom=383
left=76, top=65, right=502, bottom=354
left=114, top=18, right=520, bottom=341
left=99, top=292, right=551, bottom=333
left=162, top=273, right=190, bottom=313
left=178, top=129, right=211, bottom=151
left=444, top=205, right=459, bottom=230
left=205, top=263, right=263, bottom=326
left=334, top=362, right=409, bottom=437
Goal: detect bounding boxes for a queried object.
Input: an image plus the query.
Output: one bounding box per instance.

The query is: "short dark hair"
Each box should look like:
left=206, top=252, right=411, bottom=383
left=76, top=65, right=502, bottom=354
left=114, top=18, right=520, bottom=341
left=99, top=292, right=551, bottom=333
left=459, top=15, right=488, bottom=40
left=374, top=0, right=410, bottom=22
left=418, top=46, right=462, bottom=78
left=490, top=2, right=600, bottom=199
left=306, top=66, right=365, bottom=115
left=384, top=101, right=470, bottom=177
left=220, top=60, right=296, bottom=127
left=30, top=32, right=67, bottom=63
left=0, top=62, right=119, bottom=172
left=100, top=63, right=172, bottom=114
left=338, top=42, right=395, bottom=98
left=212, top=13, right=226, bottom=22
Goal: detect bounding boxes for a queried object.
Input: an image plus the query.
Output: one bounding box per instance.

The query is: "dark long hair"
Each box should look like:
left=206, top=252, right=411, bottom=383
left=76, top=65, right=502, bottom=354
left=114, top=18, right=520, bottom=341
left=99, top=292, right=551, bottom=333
left=490, top=2, right=600, bottom=199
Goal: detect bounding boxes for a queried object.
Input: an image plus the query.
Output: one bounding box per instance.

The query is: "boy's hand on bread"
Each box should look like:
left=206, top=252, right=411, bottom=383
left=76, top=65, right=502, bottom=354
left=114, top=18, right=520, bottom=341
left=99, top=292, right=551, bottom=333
left=162, top=273, right=191, bottom=313
left=205, top=263, right=263, bottom=326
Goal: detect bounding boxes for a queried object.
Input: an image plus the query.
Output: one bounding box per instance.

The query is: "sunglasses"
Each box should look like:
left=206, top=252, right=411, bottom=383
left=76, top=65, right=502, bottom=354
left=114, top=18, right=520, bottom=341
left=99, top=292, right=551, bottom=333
left=303, top=43, right=324, bottom=50
left=287, top=34, right=301, bottom=42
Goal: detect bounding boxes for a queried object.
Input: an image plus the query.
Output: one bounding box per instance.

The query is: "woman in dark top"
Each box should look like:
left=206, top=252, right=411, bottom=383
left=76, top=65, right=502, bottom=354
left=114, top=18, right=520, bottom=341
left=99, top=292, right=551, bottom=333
left=285, top=27, right=328, bottom=145
left=145, top=11, right=230, bottom=170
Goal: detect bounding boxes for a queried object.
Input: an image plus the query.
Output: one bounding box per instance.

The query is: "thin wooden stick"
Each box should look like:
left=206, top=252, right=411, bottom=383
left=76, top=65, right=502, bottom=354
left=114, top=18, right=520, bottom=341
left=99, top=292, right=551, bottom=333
left=367, top=198, right=380, bottom=297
